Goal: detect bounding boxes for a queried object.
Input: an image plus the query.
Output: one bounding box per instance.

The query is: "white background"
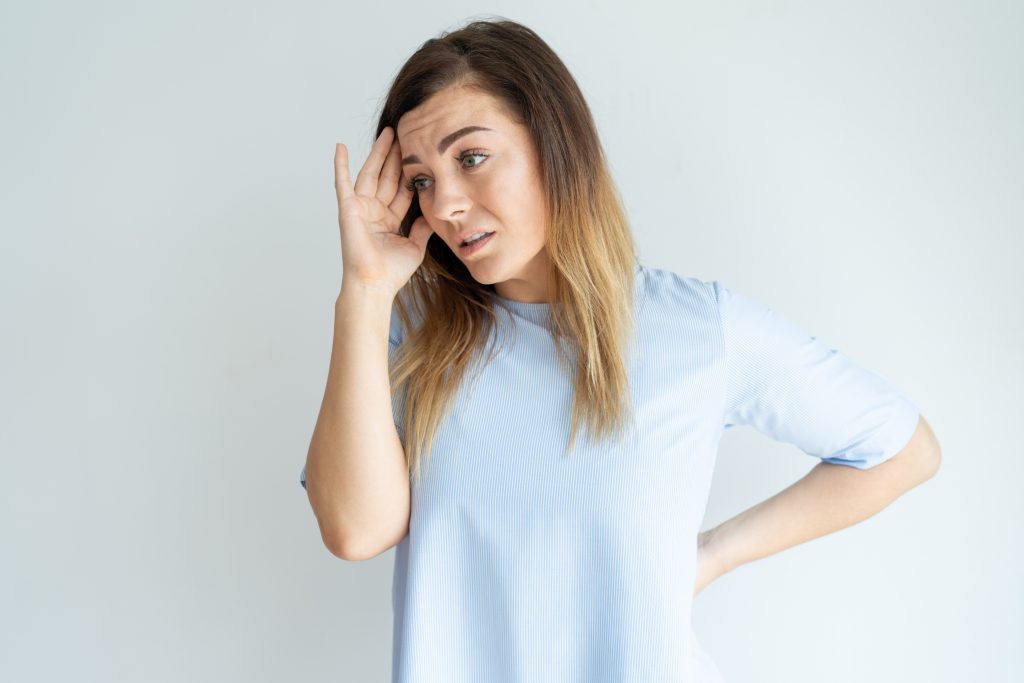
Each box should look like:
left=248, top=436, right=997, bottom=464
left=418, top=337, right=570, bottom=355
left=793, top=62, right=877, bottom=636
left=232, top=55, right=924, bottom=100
left=2, top=1, right=1020, bottom=681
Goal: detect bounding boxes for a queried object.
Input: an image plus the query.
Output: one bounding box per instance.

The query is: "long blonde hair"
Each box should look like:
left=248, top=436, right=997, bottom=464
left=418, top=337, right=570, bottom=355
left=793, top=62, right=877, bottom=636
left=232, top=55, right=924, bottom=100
left=377, top=18, right=639, bottom=485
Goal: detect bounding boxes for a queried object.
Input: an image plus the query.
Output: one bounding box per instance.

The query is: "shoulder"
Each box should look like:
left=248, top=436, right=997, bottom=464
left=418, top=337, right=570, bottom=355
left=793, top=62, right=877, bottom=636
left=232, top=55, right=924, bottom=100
left=636, top=263, right=720, bottom=316
left=639, top=268, right=774, bottom=328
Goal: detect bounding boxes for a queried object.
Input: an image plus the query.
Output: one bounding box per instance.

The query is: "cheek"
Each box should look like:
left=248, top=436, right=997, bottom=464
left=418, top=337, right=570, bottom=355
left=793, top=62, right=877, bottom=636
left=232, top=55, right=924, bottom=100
left=520, top=186, right=548, bottom=246
left=511, top=164, right=547, bottom=234
left=484, top=169, right=545, bottom=232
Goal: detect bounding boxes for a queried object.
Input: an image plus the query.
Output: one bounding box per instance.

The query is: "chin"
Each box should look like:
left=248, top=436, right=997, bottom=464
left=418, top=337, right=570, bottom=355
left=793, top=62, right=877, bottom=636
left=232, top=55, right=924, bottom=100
left=464, top=261, right=504, bottom=286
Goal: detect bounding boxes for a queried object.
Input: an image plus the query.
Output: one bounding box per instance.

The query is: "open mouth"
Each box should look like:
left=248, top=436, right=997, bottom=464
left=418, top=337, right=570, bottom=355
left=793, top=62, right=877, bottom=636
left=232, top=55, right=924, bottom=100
left=459, top=231, right=495, bottom=255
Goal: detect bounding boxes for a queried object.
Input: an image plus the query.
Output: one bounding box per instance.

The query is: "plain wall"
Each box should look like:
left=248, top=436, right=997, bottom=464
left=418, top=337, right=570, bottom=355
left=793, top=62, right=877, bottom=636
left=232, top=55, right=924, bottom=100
left=2, top=1, right=1020, bottom=681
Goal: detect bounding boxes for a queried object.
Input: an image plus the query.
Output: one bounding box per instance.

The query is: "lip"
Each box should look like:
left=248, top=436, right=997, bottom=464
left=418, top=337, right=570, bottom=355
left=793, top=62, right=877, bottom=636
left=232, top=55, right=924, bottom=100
left=458, top=231, right=495, bottom=256
left=455, top=228, right=494, bottom=243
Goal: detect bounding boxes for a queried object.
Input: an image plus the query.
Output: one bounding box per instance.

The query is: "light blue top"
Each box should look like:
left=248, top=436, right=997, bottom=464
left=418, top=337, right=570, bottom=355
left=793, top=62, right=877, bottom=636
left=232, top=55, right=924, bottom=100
left=300, top=264, right=920, bottom=682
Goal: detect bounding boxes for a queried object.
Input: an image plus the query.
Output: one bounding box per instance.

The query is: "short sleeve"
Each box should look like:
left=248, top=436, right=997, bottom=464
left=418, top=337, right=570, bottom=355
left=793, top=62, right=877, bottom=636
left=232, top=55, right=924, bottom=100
left=299, top=295, right=408, bottom=491
left=715, top=280, right=920, bottom=470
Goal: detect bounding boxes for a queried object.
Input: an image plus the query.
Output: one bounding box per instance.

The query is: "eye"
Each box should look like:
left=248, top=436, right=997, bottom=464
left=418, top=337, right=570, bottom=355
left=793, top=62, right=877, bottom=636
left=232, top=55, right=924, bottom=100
left=404, top=149, right=490, bottom=193
left=460, top=150, right=488, bottom=169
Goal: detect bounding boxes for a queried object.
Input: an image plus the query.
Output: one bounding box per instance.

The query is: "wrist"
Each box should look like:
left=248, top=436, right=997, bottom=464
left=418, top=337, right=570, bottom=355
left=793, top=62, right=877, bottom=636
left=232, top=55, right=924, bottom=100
left=338, top=278, right=397, bottom=306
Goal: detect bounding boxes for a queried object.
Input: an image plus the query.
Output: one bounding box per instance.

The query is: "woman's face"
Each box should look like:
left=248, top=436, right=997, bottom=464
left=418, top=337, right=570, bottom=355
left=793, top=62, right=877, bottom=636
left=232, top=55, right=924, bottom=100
left=397, top=85, right=552, bottom=302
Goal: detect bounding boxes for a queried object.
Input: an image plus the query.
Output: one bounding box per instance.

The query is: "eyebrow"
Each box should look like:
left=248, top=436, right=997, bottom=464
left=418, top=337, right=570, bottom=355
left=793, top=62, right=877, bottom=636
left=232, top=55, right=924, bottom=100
left=401, top=126, right=493, bottom=166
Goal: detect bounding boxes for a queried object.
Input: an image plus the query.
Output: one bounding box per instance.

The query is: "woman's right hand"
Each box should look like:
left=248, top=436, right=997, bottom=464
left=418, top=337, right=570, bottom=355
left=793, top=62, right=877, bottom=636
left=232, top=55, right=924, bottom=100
left=334, top=126, right=434, bottom=297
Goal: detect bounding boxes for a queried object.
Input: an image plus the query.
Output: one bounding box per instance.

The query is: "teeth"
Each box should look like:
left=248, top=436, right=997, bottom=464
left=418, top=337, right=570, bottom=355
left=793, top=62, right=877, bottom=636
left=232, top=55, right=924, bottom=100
left=462, top=232, right=488, bottom=245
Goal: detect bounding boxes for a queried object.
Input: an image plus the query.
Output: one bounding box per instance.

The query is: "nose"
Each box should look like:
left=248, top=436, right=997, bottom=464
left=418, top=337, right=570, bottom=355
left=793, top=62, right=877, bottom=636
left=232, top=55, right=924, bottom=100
left=427, top=176, right=472, bottom=223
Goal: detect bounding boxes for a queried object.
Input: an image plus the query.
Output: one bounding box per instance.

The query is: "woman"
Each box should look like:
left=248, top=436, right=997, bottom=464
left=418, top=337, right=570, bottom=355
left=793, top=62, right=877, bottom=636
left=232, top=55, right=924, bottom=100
left=301, top=18, right=942, bottom=682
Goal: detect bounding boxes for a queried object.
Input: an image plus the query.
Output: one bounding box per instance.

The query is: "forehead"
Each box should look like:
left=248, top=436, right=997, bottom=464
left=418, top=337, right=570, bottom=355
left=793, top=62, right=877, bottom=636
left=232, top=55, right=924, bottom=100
left=396, top=87, right=509, bottom=144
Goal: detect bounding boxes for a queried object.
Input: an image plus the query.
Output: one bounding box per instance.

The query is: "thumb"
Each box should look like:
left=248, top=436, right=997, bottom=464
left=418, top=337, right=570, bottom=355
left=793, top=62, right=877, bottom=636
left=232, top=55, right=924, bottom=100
left=407, top=216, right=434, bottom=255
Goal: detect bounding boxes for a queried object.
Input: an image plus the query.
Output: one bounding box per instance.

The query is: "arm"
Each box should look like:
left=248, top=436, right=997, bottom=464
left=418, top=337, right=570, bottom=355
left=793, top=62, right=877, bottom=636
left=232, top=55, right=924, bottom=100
left=694, top=414, right=941, bottom=595
left=304, top=281, right=411, bottom=562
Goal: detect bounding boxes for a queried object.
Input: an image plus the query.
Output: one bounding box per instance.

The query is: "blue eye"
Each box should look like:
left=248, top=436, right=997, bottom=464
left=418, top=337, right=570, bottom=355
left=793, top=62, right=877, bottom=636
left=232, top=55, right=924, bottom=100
left=404, top=149, right=489, bottom=193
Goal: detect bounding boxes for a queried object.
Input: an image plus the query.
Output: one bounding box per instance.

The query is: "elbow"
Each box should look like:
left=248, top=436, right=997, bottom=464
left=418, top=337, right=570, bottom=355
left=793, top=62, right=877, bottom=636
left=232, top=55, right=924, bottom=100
left=904, top=414, right=943, bottom=483
left=918, top=416, right=942, bottom=481
left=921, top=440, right=942, bottom=480
left=311, top=509, right=377, bottom=561
left=325, top=533, right=376, bottom=562
left=325, top=529, right=399, bottom=562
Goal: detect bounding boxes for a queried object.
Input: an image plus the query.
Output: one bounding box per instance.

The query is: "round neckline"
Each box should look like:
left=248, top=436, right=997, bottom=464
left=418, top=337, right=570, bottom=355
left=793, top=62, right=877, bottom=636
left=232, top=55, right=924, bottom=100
left=492, top=295, right=553, bottom=310
left=492, top=295, right=554, bottom=325
left=490, top=263, right=644, bottom=313
left=489, top=284, right=556, bottom=314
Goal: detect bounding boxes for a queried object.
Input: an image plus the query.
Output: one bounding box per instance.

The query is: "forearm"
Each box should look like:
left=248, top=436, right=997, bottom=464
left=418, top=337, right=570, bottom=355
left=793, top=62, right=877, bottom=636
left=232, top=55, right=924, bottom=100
left=702, top=418, right=940, bottom=573
left=305, top=282, right=410, bottom=560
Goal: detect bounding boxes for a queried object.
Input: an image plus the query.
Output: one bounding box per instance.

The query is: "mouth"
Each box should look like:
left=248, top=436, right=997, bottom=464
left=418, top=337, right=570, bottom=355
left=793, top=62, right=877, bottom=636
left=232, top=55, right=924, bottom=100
left=458, top=231, right=495, bottom=256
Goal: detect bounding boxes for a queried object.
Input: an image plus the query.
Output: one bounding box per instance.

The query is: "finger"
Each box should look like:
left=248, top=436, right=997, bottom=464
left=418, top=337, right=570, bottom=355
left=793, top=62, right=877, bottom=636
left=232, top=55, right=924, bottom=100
left=335, top=143, right=354, bottom=203
left=376, top=138, right=402, bottom=206
left=388, top=173, right=415, bottom=229
left=406, top=215, right=435, bottom=254
left=354, top=126, right=394, bottom=198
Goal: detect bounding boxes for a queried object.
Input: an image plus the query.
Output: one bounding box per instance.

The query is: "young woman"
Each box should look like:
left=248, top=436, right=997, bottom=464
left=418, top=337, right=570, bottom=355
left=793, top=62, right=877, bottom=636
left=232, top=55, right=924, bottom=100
left=301, top=18, right=941, bottom=683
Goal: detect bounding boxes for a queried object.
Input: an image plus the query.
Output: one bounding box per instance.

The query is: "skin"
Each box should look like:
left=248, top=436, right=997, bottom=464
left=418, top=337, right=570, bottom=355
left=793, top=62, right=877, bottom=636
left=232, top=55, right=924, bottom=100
left=381, top=86, right=944, bottom=595
left=395, top=85, right=553, bottom=303
left=693, top=414, right=941, bottom=596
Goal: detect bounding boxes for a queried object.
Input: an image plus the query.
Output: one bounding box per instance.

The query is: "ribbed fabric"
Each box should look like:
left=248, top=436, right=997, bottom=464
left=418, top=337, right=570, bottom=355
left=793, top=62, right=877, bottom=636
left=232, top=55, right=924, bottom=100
left=299, top=264, right=920, bottom=682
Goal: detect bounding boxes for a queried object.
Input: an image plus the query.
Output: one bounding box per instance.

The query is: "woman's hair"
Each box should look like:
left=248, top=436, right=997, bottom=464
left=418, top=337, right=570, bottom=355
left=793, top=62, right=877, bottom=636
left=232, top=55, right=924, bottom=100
left=377, top=17, right=639, bottom=485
